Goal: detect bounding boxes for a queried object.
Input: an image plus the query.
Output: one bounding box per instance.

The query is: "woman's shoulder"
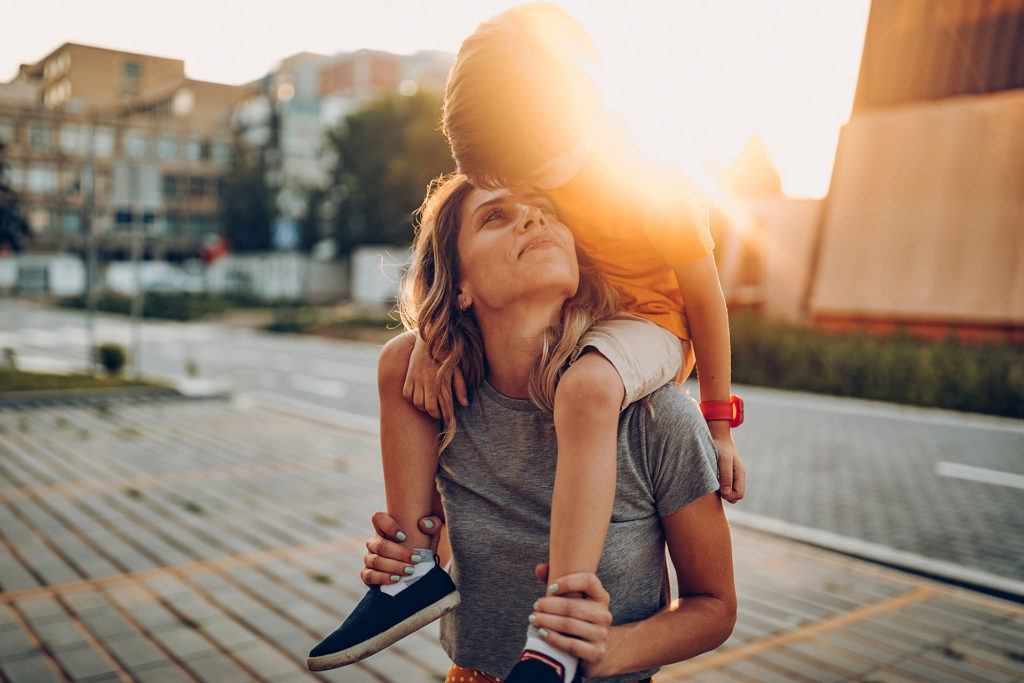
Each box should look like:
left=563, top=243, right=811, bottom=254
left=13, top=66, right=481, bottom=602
left=623, top=384, right=720, bottom=516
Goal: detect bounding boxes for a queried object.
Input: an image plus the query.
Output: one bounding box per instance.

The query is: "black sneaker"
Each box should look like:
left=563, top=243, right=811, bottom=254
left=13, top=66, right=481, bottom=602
left=505, top=651, right=583, bottom=683
left=307, top=563, right=459, bottom=671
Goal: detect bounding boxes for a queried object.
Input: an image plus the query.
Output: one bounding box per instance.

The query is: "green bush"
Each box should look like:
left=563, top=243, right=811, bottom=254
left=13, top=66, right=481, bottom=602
left=95, top=342, right=127, bottom=376
left=729, top=313, right=1024, bottom=418
left=265, top=305, right=320, bottom=333
left=56, top=292, right=271, bottom=321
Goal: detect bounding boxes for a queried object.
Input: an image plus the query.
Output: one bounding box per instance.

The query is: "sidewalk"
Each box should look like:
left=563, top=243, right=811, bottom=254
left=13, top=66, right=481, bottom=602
left=0, top=395, right=1020, bottom=682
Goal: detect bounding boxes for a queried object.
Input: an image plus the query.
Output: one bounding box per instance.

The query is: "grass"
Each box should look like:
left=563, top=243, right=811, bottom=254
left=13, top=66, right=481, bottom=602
left=263, top=304, right=402, bottom=343
left=0, top=369, right=155, bottom=393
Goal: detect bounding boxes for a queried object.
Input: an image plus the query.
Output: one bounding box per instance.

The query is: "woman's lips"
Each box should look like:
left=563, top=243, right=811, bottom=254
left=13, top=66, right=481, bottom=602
left=519, top=236, right=559, bottom=257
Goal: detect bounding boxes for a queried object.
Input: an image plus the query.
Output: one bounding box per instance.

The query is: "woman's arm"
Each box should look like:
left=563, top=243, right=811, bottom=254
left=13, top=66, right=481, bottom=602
left=674, top=256, right=746, bottom=503
left=589, top=490, right=736, bottom=677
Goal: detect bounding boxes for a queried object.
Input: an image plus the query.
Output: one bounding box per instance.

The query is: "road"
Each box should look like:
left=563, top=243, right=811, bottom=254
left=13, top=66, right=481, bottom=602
left=2, top=298, right=1022, bottom=596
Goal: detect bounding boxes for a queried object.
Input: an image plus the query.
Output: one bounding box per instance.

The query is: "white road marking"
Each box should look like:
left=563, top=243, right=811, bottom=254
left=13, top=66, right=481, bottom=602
left=936, top=462, right=1024, bottom=490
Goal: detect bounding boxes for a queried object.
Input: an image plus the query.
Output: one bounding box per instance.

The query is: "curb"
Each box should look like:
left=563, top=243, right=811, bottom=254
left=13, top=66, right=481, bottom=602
left=727, top=509, right=1024, bottom=603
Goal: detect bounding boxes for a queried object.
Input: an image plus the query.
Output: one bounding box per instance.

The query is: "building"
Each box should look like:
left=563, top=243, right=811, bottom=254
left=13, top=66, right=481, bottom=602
left=234, top=49, right=453, bottom=250
left=0, top=43, right=241, bottom=260
left=807, top=0, right=1024, bottom=342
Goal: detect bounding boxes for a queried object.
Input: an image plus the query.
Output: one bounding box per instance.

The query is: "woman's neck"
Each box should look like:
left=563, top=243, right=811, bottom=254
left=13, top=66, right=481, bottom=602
left=476, top=299, right=564, bottom=399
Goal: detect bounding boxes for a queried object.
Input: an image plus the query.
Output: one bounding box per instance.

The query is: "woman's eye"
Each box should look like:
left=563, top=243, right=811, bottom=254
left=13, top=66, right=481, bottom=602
left=483, top=208, right=504, bottom=225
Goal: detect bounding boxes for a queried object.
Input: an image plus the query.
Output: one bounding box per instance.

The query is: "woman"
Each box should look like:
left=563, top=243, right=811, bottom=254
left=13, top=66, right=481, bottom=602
left=347, top=174, right=734, bottom=682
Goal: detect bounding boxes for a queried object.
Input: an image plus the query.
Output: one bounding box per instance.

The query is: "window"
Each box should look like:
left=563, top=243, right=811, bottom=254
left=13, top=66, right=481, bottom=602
left=188, top=215, right=205, bottom=236
left=165, top=213, right=181, bottom=236
left=93, top=126, right=114, bottom=157
left=123, top=62, right=142, bottom=78
left=189, top=176, right=206, bottom=197
left=162, top=174, right=179, bottom=198
left=211, top=140, right=231, bottom=165
left=5, top=163, right=24, bottom=190
left=60, top=123, right=86, bottom=155
left=27, top=121, right=53, bottom=149
left=26, top=163, right=58, bottom=194
left=62, top=210, right=81, bottom=235
left=157, top=136, right=178, bottom=160
left=123, top=129, right=149, bottom=158
left=0, top=119, right=15, bottom=145
left=184, top=138, right=202, bottom=162
left=61, top=167, right=83, bottom=196
left=115, top=210, right=133, bottom=230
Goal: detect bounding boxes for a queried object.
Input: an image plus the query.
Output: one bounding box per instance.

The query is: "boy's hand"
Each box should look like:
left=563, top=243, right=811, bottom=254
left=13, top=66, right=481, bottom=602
left=402, top=333, right=469, bottom=422
left=708, top=422, right=745, bottom=503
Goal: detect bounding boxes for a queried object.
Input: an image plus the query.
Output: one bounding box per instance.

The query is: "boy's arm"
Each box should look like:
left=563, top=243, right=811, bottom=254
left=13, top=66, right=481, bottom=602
left=674, top=256, right=745, bottom=503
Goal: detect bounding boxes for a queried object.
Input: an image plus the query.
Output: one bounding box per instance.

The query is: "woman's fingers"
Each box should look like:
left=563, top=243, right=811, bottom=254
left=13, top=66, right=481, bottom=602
left=371, top=510, right=405, bottom=542
left=361, top=568, right=404, bottom=587
left=548, top=572, right=611, bottom=605
left=529, top=610, right=607, bottom=648
left=422, top=383, right=441, bottom=419
left=453, top=368, right=469, bottom=407
left=532, top=624, right=606, bottom=663
left=418, top=516, right=443, bottom=535
left=365, top=535, right=419, bottom=563
left=535, top=596, right=612, bottom=627
left=413, top=382, right=426, bottom=414
left=437, top=387, right=453, bottom=424
left=363, top=552, right=414, bottom=576
left=534, top=562, right=550, bottom=583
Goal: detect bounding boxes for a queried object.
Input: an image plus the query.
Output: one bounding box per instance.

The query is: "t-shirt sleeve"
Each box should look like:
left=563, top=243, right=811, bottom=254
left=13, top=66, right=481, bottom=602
left=639, top=163, right=716, bottom=269
left=642, top=386, right=721, bottom=518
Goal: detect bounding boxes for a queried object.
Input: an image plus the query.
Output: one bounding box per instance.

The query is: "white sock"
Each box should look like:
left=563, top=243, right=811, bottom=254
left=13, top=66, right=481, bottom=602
left=380, top=548, right=435, bottom=596
left=524, top=626, right=578, bottom=682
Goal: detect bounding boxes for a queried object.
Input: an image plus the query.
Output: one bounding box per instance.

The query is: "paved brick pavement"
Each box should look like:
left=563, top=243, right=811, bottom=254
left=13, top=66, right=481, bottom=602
left=1, top=396, right=1021, bottom=682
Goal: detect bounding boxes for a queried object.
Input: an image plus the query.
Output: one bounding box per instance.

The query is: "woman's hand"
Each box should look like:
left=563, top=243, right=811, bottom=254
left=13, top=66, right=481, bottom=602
left=531, top=563, right=614, bottom=676
left=402, top=332, right=469, bottom=422
left=708, top=423, right=745, bottom=504
left=360, top=511, right=444, bottom=587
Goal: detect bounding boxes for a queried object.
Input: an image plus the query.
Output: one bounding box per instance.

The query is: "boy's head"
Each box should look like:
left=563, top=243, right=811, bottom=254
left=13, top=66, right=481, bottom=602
left=443, top=3, right=602, bottom=189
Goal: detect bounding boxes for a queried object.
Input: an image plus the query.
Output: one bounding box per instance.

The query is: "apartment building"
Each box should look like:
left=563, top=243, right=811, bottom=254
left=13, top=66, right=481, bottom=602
left=0, top=43, right=240, bottom=260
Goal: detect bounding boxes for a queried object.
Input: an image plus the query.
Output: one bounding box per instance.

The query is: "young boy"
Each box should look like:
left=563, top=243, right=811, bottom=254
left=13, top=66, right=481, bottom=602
left=307, top=4, right=745, bottom=681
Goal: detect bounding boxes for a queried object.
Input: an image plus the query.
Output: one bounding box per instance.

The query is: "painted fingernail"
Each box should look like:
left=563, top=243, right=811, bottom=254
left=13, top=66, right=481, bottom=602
left=404, top=566, right=415, bottom=575
left=538, top=628, right=549, bottom=639
left=390, top=575, right=400, bottom=582
left=548, top=583, right=558, bottom=594
left=422, top=519, right=434, bottom=529
left=533, top=600, right=540, bottom=610
left=396, top=531, right=407, bottom=542
left=528, top=614, right=536, bottom=624
left=411, top=554, right=422, bottom=563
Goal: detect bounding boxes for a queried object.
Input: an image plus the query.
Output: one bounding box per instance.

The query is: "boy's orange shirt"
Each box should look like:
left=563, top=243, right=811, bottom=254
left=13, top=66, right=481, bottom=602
left=547, top=133, right=715, bottom=341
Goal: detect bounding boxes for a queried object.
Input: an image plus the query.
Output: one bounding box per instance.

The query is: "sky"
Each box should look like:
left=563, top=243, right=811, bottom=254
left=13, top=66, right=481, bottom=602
left=2, top=0, right=871, bottom=198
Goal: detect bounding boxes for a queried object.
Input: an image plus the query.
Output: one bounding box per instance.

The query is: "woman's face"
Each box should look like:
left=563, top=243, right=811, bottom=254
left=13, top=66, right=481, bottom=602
left=456, top=186, right=579, bottom=314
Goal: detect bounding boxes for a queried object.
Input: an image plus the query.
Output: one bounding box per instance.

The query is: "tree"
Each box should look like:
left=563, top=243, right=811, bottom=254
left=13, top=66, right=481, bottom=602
left=219, top=138, right=275, bottom=252
left=0, top=141, right=29, bottom=252
left=324, top=90, right=454, bottom=256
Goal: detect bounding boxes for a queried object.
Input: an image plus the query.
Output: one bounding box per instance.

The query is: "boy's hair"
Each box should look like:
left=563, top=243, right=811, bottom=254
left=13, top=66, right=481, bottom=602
left=442, top=2, right=602, bottom=187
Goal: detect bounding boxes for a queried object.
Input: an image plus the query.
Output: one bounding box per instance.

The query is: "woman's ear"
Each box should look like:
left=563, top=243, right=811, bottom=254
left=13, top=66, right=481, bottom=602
left=456, top=286, right=473, bottom=311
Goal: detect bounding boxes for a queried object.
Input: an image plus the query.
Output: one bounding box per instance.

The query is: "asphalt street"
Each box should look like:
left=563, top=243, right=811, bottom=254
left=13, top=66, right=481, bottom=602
left=2, top=298, right=1022, bottom=597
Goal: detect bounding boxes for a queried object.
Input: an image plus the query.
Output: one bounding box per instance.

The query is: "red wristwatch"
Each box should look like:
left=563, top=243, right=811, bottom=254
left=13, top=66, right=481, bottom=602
left=700, top=394, right=744, bottom=428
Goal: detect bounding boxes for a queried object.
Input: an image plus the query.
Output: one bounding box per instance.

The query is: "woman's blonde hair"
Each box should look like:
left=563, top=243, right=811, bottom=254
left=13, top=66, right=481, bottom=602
left=398, top=173, right=621, bottom=451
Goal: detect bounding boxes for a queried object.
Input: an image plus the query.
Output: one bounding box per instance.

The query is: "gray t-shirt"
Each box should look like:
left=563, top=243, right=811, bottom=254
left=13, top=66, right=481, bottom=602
left=435, top=379, right=720, bottom=682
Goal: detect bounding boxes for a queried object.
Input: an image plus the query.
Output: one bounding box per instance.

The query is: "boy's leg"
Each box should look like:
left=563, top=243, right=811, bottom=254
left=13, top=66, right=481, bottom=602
left=548, top=350, right=624, bottom=587
left=378, top=331, right=440, bottom=550
left=508, top=316, right=682, bottom=682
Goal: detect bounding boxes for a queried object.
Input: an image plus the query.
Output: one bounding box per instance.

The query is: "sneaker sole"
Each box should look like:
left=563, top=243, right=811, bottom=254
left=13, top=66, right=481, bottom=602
left=306, top=590, right=461, bottom=671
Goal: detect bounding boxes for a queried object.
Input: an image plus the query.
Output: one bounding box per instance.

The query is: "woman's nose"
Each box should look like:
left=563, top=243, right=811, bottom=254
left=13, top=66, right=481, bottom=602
left=518, top=204, right=546, bottom=232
